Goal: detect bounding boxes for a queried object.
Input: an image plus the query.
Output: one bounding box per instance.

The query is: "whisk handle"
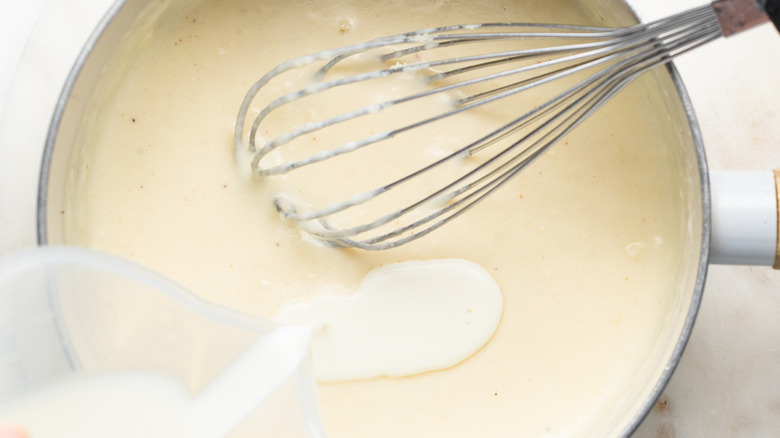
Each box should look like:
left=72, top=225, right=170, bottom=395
left=762, top=0, right=780, bottom=31
left=713, top=0, right=780, bottom=35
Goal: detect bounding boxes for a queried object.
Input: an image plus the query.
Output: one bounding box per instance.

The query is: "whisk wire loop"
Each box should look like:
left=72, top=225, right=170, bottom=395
left=236, top=4, right=727, bottom=250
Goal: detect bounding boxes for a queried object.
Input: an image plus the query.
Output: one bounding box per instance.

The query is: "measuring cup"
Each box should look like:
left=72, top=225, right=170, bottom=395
left=0, top=246, right=326, bottom=438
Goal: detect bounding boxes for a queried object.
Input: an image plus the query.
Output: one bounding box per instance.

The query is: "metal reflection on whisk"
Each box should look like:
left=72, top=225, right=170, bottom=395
left=235, top=2, right=771, bottom=251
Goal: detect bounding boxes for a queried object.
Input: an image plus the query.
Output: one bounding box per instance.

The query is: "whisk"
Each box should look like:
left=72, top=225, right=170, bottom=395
left=235, top=0, right=779, bottom=251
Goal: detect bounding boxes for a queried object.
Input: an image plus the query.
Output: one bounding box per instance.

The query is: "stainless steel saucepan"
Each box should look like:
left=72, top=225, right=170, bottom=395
left=35, top=0, right=779, bottom=436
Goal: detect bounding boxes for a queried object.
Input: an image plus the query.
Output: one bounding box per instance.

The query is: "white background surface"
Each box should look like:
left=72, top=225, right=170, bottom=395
left=0, top=0, right=48, bottom=124
left=0, top=0, right=779, bottom=436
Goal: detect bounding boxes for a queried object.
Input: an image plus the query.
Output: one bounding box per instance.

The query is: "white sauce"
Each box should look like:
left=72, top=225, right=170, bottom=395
left=274, top=259, right=503, bottom=382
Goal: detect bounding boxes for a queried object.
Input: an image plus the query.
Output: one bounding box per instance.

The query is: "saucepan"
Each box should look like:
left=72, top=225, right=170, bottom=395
left=30, top=0, right=779, bottom=436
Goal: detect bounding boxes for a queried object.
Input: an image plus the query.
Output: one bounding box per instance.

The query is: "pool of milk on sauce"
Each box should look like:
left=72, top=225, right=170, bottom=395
left=59, top=0, right=691, bottom=436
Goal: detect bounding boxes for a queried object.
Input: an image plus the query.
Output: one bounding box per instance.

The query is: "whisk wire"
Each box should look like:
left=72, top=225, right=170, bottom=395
left=249, top=6, right=719, bottom=177
left=237, top=4, right=727, bottom=250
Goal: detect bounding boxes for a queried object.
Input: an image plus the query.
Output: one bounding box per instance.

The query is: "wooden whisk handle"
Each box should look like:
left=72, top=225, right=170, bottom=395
left=713, top=0, right=780, bottom=36
left=762, top=0, right=780, bottom=32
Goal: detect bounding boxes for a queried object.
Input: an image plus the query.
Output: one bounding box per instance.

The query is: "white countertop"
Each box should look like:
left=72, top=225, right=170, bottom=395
left=0, top=0, right=779, bottom=436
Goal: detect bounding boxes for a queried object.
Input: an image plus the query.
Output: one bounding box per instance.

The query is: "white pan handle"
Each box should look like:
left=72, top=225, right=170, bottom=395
left=710, top=170, right=780, bottom=268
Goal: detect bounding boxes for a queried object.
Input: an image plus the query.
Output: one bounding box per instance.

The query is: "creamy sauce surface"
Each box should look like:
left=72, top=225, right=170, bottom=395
left=60, top=0, right=693, bottom=436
